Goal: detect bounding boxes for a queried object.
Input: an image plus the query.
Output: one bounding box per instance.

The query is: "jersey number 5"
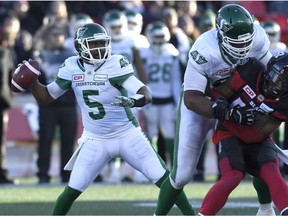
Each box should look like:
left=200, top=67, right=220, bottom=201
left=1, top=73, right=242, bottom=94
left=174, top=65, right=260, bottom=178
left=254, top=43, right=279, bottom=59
left=83, top=90, right=106, bottom=120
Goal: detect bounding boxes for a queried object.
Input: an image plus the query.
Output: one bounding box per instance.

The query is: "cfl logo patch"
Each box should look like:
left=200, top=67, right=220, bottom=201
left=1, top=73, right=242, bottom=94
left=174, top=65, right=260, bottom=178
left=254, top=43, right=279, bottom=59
left=72, top=74, right=84, bottom=82
left=243, top=85, right=256, bottom=99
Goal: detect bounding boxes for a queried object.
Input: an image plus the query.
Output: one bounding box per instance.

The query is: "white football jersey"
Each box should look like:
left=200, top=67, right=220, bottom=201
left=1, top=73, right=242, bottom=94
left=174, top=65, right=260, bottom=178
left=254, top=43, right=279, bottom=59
left=111, top=36, right=136, bottom=63
left=184, top=24, right=272, bottom=93
left=269, top=41, right=287, bottom=55
left=139, top=43, right=181, bottom=102
left=47, top=55, right=144, bottom=137
left=131, top=32, right=149, bottom=49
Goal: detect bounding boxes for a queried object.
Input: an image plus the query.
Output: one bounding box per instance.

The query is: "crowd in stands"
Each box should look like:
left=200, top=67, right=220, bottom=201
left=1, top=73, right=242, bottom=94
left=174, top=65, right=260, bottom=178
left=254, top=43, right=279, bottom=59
left=1, top=0, right=288, bottom=185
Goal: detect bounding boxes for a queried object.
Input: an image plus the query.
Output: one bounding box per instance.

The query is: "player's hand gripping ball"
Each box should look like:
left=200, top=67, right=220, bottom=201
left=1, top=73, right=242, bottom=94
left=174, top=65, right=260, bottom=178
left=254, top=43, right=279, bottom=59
left=11, top=59, right=40, bottom=93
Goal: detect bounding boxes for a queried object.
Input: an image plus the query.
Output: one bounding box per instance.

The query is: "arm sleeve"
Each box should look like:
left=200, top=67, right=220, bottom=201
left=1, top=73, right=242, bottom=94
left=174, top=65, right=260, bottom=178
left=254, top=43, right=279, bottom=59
left=47, top=81, right=67, bottom=99
left=122, top=75, right=145, bottom=95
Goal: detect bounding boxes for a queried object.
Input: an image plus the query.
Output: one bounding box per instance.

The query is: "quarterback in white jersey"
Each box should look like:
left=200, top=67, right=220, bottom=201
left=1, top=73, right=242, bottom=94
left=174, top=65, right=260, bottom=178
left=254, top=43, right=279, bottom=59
left=155, top=4, right=275, bottom=216
left=27, top=23, right=195, bottom=215
left=140, top=21, right=182, bottom=168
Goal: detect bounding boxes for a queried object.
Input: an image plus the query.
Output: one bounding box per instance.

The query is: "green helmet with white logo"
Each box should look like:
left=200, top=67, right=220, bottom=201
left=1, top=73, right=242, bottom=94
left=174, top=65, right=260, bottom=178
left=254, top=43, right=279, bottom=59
left=103, top=9, right=128, bottom=41
left=69, top=13, right=93, bottom=37
left=125, top=10, right=143, bottom=34
left=74, top=23, right=111, bottom=65
left=216, top=4, right=255, bottom=63
left=145, top=21, right=170, bottom=53
left=262, top=19, right=281, bottom=43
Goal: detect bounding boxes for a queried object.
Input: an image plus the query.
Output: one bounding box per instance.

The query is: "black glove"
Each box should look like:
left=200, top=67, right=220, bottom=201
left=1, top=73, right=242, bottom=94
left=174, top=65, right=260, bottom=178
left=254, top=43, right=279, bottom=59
left=227, top=107, right=257, bottom=125
left=212, top=97, right=257, bottom=125
left=211, top=97, right=231, bottom=122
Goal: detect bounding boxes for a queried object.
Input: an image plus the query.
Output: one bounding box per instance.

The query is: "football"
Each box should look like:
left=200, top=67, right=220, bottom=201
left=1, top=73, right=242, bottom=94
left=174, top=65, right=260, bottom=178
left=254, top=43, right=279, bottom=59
left=11, top=59, right=40, bottom=93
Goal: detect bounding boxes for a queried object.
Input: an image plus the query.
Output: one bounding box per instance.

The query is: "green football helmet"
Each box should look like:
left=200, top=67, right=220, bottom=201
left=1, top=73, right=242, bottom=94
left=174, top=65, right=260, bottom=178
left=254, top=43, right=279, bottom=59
left=262, top=19, right=281, bottom=43
left=125, top=10, right=143, bottom=34
left=74, top=23, right=111, bottom=65
left=216, top=4, right=255, bottom=63
left=145, top=21, right=170, bottom=50
left=103, top=9, right=128, bottom=41
left=69, top=13, right=93, bottom=37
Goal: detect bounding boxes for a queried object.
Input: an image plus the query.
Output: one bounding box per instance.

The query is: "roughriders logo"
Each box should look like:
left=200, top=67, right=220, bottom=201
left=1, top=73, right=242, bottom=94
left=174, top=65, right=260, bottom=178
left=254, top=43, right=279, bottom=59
left=216, top=16, right=233, bottom=33
left=77, top=26, right=88, bottom=38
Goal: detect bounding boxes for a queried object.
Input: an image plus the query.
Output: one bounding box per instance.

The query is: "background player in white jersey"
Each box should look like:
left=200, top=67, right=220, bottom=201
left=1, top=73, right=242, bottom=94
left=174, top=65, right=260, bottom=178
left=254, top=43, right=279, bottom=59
left=155, top=4, right=275, bottom=216
left=23, top=23, right=194, bottom=215
left=140, top=21, right=182, bottom=169
left=103, top=9, right=148, bottom=183
left=124, top=9, right=151, bottom=183
left=64, top=13, right=93, bottom=53
left=125, top=9, right=149, bottom=49
left=103, top=9, right=147, bottom=83
left=262, top=19, right=288, bottom=55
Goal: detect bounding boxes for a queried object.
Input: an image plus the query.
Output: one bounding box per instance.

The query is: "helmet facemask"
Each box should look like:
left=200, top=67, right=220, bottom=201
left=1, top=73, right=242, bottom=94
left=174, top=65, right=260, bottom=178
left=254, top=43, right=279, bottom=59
left=126, top=11, right=143, bottom=35
left=74, top=24, right=112, bottom=65
left=103, top=10, right=128, bottom=41
left=78, top=37, right=111, bottom=65
left=146, top=22, right=170, bottom=55
left=262, top=20, right=281, bottom=43
left=219, top=29, right=255, bottom=61
left=262, top=53, right=288, bottom=98
left=216, top=4, right=255, bottom=64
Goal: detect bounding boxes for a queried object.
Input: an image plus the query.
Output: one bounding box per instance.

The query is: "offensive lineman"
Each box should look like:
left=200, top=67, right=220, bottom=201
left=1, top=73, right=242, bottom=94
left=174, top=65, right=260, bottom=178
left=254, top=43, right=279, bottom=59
left=199, top=52, right=288, bottom=215
left=24, top=23, right=195, bottom=215
left=155, top=4, right=275, bottom=216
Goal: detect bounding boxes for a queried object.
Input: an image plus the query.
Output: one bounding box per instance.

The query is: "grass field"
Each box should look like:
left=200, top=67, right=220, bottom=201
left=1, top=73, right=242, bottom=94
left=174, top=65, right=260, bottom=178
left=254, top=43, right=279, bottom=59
left=0, top=177, right=277, bottom=215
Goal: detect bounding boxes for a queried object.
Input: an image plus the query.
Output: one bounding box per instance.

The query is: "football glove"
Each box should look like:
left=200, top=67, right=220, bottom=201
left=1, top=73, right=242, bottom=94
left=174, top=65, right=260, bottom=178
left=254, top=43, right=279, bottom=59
left=212, top=97, right=257, bottom=125
left=111, top=96, right=135, bottom=107
left=227, top=107, right=257, bottom=125
left=211, top=97, right=231, bottom=122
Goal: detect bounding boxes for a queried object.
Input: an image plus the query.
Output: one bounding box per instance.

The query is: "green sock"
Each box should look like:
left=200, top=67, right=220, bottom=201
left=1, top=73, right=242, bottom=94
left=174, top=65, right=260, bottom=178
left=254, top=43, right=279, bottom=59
left=164, top=138, right=175, bottom=167
left=155, top=173, right=195, bottom=215
left=253, top=176, right=272, bottom=204
left=52, top=186, right=82, bottom=215
left=176, top=189, right=196, bottom=215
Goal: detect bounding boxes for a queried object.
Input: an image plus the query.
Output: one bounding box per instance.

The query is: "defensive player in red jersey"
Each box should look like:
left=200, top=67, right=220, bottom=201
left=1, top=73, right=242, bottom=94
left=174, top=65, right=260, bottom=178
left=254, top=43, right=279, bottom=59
left=198, top=52, right=288, bottom=215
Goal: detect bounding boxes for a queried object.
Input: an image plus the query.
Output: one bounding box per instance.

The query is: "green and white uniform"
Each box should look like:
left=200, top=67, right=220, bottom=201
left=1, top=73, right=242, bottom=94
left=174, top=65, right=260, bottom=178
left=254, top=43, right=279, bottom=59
left=47, top=55, right=166, bottom=191
left=140, top=43, right=182, bottom=140
left=173, top=24, right=272, bottom=187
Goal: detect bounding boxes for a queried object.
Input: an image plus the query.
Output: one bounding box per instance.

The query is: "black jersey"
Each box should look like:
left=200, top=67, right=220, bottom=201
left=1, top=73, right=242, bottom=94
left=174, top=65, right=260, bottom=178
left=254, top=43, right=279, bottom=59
left=229, top=58, right=288, bottom=121
left=213, top=58, right=288, bottom=144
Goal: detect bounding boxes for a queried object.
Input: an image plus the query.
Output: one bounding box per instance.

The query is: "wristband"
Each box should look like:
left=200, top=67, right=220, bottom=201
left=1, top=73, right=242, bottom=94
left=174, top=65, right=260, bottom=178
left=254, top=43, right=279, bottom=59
left=130, top=94, right=146, bottom=107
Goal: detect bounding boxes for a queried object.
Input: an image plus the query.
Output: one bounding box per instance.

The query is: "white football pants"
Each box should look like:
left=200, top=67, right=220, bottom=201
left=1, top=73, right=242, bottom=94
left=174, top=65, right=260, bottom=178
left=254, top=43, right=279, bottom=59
left=68, top=127, right=166, bottom=191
